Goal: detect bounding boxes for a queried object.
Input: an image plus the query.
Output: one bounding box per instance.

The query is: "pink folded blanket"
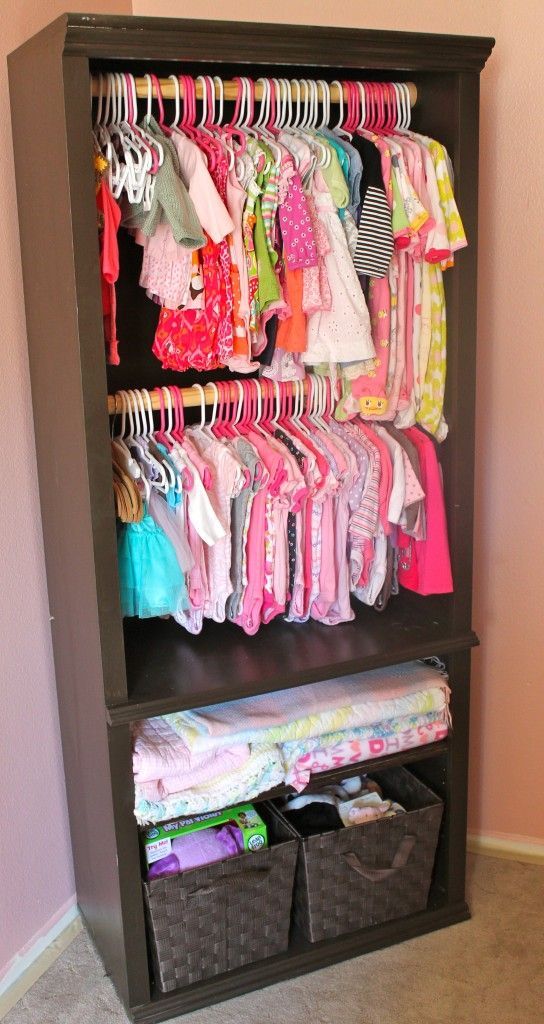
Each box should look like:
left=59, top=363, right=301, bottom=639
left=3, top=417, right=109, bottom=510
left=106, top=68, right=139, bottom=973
left=173, top=661, right=448, bottom=740
left=284, top=717, right=449, bottom=792
left=132, top=717, right=250, bottom=800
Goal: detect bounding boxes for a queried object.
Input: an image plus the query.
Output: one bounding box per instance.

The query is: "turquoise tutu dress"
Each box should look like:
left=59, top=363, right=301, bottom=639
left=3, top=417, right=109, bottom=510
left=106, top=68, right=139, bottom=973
left=117, top=511, right=187, bottom=618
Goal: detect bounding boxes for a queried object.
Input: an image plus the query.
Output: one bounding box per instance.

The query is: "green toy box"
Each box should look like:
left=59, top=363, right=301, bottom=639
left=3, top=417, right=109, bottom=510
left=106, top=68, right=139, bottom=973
left=142, top=803, right=268, bottom=868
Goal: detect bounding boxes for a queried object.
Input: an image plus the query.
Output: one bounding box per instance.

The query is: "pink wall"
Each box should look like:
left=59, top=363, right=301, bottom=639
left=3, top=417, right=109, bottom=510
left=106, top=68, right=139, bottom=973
left=0, top=0, right=131, bottom=986
left=1, top=0, right=542, bottom=987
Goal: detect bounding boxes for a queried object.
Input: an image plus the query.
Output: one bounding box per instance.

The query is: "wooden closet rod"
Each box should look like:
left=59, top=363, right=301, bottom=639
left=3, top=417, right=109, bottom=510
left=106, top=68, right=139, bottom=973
left=91, top=77, right=418, bottom=107
left=107, top=380, right=309, bottom=415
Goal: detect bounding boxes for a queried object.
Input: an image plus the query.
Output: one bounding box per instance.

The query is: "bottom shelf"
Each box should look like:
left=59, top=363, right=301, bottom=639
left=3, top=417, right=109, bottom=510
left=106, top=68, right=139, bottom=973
left=132, top=901, right=470, bottom=1023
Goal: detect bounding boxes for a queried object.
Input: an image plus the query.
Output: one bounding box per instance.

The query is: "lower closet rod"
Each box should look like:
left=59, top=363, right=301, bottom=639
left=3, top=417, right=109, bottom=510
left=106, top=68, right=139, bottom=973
left=107, top=379, right=308, bottom=415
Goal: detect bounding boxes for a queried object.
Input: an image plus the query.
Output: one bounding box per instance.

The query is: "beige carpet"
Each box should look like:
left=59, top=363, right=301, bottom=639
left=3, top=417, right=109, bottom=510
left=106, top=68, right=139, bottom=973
left=4, top=854, right=544, bottom=1024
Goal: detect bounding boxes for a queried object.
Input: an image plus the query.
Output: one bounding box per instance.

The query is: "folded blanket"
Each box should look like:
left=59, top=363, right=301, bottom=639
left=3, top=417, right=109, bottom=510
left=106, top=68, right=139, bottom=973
left=135, top=745, right=284, bottom=826
left=167, top=683, right=450, bottom=754
left=166, top=662, right=447, bottom=751
left=132, top=717, right=250, bottom=800
left=281, top=712, right=449, bottom=792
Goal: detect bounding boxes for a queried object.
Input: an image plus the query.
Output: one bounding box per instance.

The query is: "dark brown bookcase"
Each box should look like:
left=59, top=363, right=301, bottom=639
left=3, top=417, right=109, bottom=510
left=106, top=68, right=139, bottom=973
left=8, top=15, right=493, bottom=1022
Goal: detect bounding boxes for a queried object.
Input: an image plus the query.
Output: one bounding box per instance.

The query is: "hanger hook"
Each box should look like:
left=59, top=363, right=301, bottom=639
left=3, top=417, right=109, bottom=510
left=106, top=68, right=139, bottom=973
left=191, top=383, right=207, bottom=428
left=233, top=380, right=244, bottom=426
left=208, top=382, right=219, bottom=426
left=168, top=73, right=180, bottom=127
left=331, top=80, right=344, bottom=131
left=161, top=386, right=173, bottom=435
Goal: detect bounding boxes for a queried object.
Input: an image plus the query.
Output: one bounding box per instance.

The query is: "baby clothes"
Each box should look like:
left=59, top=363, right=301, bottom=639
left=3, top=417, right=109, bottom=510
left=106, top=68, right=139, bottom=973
left=188, top=429, right=245, bottom=622
left=117, top=511, right=186, bottom=618
left=281, top=775, right=404, bottom=836
left=304, top=175, right=375, bottom=367
left=397, top=428, right=452, bottom=595
left=96, top=175, right=121, bottom=365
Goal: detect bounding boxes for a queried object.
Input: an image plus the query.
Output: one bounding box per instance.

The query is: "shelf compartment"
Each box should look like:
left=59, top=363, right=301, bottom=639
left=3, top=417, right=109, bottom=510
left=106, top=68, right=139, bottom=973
left=135, top=740, right=449, bottom=831
left=109, top=591, right=477, bottom=724
left=259, top=738, right=449, bottom=802
left=132, top=901, right=469, bottom=1022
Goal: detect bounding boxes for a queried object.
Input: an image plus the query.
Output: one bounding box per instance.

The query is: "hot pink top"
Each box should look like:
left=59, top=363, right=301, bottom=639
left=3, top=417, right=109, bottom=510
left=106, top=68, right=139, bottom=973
left=397, top=427, right=453, bottom=595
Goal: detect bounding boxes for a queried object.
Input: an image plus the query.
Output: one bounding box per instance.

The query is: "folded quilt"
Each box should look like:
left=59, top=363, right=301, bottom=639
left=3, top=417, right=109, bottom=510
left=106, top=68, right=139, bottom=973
left=167, top=682, right=450, bottom=754
left=166, top=662, right=447, bottom=750
left=134, top=745, right=284, bottom=826
left=281, top=711, right=449, bottom=791
left=132, top=716, right=250, bottom=798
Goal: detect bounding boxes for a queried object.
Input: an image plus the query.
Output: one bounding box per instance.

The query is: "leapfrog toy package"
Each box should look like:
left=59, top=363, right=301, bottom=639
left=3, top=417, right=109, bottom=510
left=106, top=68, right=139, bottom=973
left=142, top=803, right=268, bottom=869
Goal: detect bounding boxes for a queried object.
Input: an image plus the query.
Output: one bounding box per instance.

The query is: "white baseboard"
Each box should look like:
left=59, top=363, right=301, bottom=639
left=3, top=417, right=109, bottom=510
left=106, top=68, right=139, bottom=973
left=0, top=904, right=82, bottom=1020
left=467, top=832, right=544, bottom=865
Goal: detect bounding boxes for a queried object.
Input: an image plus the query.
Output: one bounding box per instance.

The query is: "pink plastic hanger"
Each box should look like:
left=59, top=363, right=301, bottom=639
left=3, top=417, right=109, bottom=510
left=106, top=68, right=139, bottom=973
left=215, top=380, right=252, bottom=486
left=384, top=82, right=397, bottom=133
left=180, top=75, right=197, bottom=140
left=193, top=75, right=218, bottom=172
left=276, top=380, right=292, bottom=431
left=346, top=81, right=360, bottom=134
left=240, top=378, right=255, bottom=433
left=170, top=387, right=185, bottom=441
left=214, top=381, right=231, bottom=439
left=260, top=378, right=275, bottom=431
left=216, top=381, right=234, bottom=439
left=177, top=75, right=189, bottom=133
left=150, top=73, right=171, bottom=137
left=141, top=73, right=164, bottom=174
left=153, top=387, right=169, bottom=447
left=221, top=75, right=248, bottom=166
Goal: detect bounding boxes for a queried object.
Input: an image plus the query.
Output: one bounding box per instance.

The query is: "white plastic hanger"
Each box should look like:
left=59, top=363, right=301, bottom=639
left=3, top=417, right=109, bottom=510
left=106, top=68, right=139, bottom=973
left=269, top=379, right=282, bottom=431
left=231, top=380, right=245, bottom=435
left=316, top=79, right=331, bottom=131
left=101, top=73, right=128, bottom=198
left=278, top=79, right=300, bottom=168
left=112, top=391, right=141, bottom=481
left=142, top=72, right=165, bottom=166
left=401, top=82, right=412, bottom=129
left=119, top=73, right=152, bottom=203
left=127, top=389, right=162, bottom=499
left=123, top=390, right=151, bottom=500
left=276, top=78, right=291, bottom=131
left=356, top=81, right=367, bottom=132
left=108, top=73, right=139, bottom=201
left=142, top=389, right=176, bottom=492
left=254, top=78, right=282, bottom=165
left=191, top=383, right=208, bottom=430
left=331, top=79, right=352, bottom=139
left=135, top=389, right=170, bottom=494
left=305, top=78, right=330, bottom=169
left=169, top=73, right=181, bottom=129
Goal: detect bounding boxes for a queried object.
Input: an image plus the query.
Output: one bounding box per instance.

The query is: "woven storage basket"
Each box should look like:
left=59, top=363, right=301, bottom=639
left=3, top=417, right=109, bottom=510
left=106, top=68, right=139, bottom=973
left=142, top=803, right=298, bottom=993
left=283, top=767, right=443, bottom=943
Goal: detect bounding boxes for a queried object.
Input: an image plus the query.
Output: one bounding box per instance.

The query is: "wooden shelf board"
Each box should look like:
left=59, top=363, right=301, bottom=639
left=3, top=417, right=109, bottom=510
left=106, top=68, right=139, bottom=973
left=131, top=901, right=470, bottom=1022
left=108, top=592, right=477, bottom=725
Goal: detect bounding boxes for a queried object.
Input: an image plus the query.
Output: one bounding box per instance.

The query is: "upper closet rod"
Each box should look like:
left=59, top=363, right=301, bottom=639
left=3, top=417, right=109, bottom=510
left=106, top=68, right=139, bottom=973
left=107, top=379, right=309, bottom=415
left=91, top=76, right=417, bottom=106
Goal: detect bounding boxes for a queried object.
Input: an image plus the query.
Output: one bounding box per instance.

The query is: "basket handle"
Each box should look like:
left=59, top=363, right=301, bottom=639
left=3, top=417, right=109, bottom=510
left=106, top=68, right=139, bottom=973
left=187, top=867, right=272, bottom=901
left=343, top=834, right=416, bottom=882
